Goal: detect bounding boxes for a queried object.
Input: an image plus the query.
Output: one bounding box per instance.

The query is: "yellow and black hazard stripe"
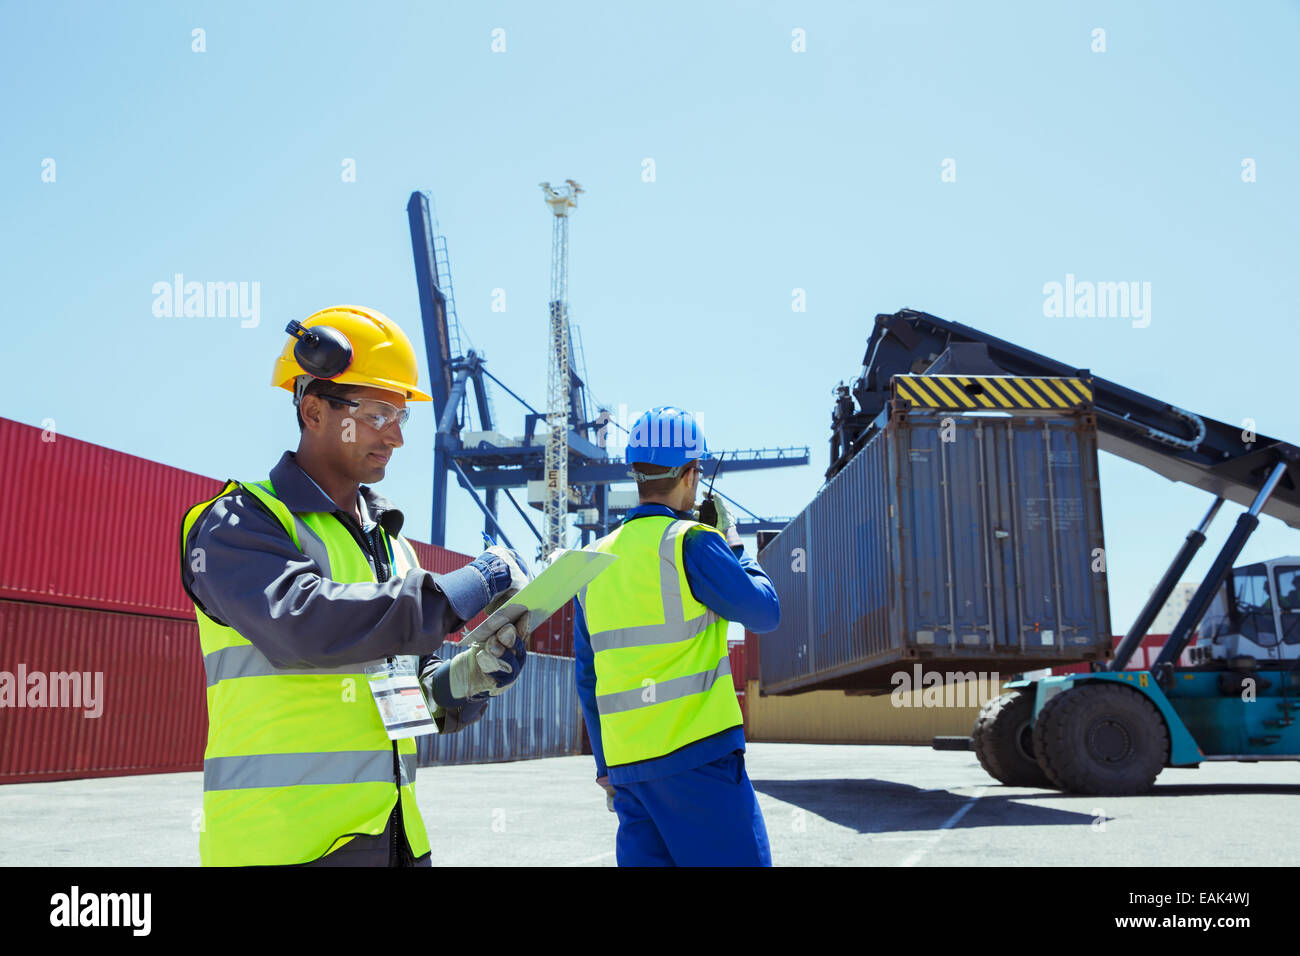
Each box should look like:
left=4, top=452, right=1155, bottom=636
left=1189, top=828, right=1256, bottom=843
left=892, top=374, right=1093, bottom=410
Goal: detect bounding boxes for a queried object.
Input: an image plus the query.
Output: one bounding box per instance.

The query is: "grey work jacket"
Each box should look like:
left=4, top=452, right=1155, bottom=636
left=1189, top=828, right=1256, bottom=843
left=180, top=450, right=494, bottom=731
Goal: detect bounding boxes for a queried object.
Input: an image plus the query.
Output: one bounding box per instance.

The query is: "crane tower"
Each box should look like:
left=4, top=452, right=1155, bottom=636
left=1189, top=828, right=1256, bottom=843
left=540, top=179, right=583, bottom=558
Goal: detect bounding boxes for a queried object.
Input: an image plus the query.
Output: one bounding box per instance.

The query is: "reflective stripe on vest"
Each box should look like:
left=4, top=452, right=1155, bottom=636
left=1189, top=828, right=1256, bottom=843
left=202, top=644, right=364, bottom=687
left=204, top=751, right=419, bottom=790
left=580, top=515, right=742, bottom=766
left=181, top=477, right=431, bottom=866
left=596, top=655, right=734, bottom=715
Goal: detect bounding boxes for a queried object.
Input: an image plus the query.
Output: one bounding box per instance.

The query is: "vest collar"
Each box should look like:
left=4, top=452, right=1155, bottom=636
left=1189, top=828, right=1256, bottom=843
left=268, top=451, right=405, bottom=536
left=624, top=503, right=694, bottom=523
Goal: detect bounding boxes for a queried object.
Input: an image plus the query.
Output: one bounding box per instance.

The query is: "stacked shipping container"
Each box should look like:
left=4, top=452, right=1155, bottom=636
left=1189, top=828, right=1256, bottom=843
left=417, top=642, right=583, bottom=765
left=728, top=640, right=746, bottom=728
left=0, top=417, right=581, bottom=783
left=0, top=600, right=206, bottom=782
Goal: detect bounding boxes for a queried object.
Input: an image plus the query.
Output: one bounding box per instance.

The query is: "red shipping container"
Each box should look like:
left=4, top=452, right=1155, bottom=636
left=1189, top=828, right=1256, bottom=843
left=0, top=594, right=576, bottom=785
left=519, top=599, right=576, bottom=658
left=744, top=629, right=761, bottom=682
left=0, top=416, right=543, bottom=639
left=408, top=540, right=488, bottom=637
left=406, top=540, right=475, bottom=577
left=728, top=641, right=748, bottom=735
left=0, top=599, right=207, bottom=783
left=728, top=641, right=746, bottom=693
left=0, top=414, right=579, bottom=784
left=1051, top=633, right=1194, bottom=675
left=0, top=417, right=222, bottom=619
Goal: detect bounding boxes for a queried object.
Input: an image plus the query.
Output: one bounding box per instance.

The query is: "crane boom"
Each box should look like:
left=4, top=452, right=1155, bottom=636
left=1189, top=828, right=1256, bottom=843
left=832, top=309, right=1300, bottom=530
left=540, top=180, right=584, bottom=558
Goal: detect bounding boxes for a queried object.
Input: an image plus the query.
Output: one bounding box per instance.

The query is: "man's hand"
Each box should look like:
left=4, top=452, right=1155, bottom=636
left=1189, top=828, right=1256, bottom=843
left=710, top=496, right=735, bottom=534
left=480, top=612, right=532, bottom=697
left=596, top=775, right=616, bottom=813
left=448, top=611, right=531, bottom=700
left=700, top=496, right=742, bottom=549
left=482, top=545, right=533, bottom=615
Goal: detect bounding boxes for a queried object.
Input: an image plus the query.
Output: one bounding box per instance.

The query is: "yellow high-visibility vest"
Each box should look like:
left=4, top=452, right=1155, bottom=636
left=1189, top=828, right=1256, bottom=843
left=180, top=478, right=429, bottom=866
left=578, top=515, right=741, bottom=767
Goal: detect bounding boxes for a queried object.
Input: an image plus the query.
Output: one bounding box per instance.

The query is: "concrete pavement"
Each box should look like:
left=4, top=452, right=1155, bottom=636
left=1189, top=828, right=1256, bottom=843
left=2, top=743, right=1295, bottom=866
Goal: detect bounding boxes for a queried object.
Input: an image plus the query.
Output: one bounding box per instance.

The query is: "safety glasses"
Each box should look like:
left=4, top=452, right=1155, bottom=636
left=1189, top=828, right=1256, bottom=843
left=318, top=395, right=411, bottom=430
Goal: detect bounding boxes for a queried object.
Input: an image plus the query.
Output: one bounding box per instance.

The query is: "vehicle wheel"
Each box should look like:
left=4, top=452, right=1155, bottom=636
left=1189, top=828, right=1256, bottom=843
left=971, top=689, right=1055, bottom=788
left=1031, top=682, right=1169, bottom=795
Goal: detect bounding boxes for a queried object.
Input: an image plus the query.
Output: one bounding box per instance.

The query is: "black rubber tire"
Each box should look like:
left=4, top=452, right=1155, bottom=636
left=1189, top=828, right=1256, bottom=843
left=971, top=690, right=1055, bottom=788
left=1031, top=681, right=1169, bottom=795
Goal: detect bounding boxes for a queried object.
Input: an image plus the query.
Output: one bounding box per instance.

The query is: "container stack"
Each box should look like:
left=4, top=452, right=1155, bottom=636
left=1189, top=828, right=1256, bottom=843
left=0, top=417, right=581, bottom=783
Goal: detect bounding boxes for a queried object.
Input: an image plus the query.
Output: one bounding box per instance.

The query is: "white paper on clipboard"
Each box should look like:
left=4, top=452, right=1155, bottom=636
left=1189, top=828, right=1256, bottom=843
left=461, top=548, right=617, bottom=645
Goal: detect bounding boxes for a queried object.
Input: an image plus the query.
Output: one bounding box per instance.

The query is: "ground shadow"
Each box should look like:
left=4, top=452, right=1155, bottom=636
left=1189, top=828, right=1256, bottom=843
left=1043, top=782, right=1300, bottom=799
left=750, top=778, right=1102, bottom=834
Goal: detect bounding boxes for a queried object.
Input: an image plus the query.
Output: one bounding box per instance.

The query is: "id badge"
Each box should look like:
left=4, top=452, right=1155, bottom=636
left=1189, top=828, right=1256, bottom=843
left=365, top=656, right=439, bottom=739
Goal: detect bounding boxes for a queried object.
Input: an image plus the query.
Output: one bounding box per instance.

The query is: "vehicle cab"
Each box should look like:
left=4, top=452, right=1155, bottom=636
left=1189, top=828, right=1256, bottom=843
left=1196, top=556, right=1300, bottom=662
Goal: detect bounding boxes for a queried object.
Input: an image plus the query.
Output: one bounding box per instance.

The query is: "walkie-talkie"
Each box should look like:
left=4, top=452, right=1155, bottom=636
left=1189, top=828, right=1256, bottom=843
left=696, top=452, right=727, bottom=527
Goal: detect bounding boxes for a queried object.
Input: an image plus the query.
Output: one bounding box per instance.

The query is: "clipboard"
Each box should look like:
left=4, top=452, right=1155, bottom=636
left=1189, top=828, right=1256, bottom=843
left=461, top=548, right=617, bottom=645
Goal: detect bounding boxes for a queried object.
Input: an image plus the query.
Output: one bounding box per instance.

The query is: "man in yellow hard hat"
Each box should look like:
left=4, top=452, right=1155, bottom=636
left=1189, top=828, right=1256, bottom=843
left=179, top=305, right=532, bottom=867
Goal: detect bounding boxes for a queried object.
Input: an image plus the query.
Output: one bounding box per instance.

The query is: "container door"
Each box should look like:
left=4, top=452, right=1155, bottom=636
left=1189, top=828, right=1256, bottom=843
left=896, top=421, right=955, bottom=652
left=941, top=417, right=998, bottom=652
left=894, top=416, right=998, bottom=653
left=986, top=414, right=1108, bottom=655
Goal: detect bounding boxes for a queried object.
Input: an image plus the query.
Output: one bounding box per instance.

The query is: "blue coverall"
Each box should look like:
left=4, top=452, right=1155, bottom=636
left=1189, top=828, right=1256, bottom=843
left=574, top=503, right=781, bottom=866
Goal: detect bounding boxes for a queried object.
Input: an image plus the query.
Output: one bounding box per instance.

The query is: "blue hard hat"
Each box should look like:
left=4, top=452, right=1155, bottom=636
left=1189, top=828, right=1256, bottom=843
left=625, top=406, right=709, bottom=468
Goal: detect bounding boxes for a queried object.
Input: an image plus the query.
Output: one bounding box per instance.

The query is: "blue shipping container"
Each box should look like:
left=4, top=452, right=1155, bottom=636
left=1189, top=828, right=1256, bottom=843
left=758, top=402, right=1111, bottom=695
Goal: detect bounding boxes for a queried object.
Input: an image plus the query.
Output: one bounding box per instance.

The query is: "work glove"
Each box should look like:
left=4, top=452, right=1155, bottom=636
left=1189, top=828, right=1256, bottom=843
left=596, top=775, right=616, bottom=813
left=480, top=545, right=533, bottom=615
left=447, top=611, right=531, bottom=700
left=695, top=496, right=742, bottom=549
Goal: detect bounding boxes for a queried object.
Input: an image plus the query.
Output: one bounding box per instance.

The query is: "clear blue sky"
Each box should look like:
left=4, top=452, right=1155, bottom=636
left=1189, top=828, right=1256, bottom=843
left=4, top=1, right=1298, bottom=636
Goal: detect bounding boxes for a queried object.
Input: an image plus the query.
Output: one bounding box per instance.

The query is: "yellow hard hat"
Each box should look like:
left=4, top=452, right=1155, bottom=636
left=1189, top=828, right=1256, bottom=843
left=271, top=305, right=433, bottom=402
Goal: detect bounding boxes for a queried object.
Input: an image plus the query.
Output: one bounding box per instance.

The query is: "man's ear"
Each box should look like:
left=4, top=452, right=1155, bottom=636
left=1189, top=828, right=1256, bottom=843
left=300, top=394, right=325, bottom=433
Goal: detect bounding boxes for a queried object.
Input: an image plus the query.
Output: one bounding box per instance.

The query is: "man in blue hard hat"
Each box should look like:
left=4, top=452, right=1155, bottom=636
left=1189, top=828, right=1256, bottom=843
left=574, top=405, right=781, bottom=866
